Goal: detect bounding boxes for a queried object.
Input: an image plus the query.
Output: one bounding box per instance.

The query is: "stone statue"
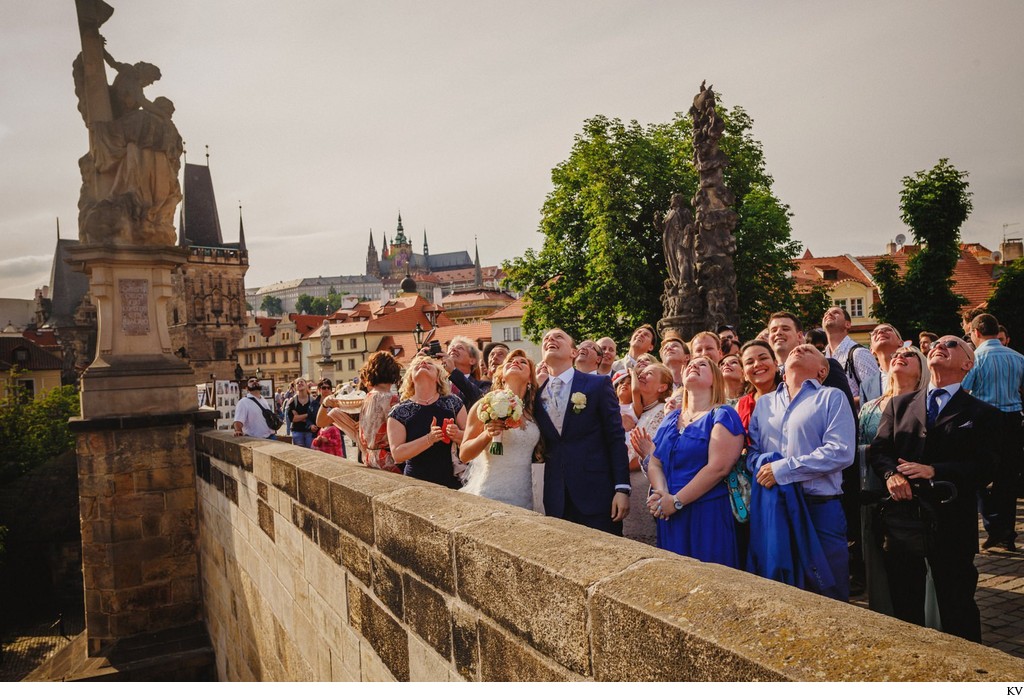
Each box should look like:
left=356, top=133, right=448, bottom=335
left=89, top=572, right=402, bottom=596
left=320, top=320, right=332, bottom=361
left=74, top=0, right=182, bottom=247
left=659, top=81, right=739, bottom=339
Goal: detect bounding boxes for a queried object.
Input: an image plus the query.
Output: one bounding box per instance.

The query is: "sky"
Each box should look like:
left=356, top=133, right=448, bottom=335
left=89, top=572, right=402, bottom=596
left=1, top=0, right=1022, bottom=300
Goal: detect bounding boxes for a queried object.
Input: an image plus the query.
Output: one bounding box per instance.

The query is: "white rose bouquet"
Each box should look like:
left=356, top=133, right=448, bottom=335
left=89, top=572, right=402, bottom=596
left=476, top=389, right=524, bottom=455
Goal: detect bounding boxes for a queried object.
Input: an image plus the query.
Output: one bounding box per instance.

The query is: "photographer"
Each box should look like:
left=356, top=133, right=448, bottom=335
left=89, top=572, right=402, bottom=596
left=422, top=335, right=490, bottom=409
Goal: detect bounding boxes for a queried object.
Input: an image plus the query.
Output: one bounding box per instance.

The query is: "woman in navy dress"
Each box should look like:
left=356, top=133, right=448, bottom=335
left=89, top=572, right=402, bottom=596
left=633, top=356, right=745, bottom=567
left=387, top=355, right=466, bottom=489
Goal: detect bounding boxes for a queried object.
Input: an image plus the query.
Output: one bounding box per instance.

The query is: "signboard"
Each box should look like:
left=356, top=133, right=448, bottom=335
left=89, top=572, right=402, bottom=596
left=214, top=380, right=241, bottom=430
left=118, top=278, right=150, bottom=335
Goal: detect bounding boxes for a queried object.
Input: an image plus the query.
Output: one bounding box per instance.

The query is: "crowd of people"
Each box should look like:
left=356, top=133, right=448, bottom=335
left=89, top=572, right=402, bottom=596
left=232, top=305, right=1023, bottom=644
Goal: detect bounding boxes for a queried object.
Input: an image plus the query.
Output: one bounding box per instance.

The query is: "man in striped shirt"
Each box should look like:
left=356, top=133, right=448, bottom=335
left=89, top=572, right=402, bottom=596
left=963, top=313, right=1024, bottom=551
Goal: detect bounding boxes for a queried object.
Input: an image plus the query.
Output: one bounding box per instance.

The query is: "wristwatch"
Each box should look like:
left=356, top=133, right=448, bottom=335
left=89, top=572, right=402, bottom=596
left=672, top=496, right=683, bottom=511
left=615, top=487, right=631, bottom=495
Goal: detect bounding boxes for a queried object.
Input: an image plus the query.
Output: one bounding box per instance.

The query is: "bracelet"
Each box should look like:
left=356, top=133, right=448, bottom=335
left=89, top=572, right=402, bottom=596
left=640, top=454, right=652, bottom=470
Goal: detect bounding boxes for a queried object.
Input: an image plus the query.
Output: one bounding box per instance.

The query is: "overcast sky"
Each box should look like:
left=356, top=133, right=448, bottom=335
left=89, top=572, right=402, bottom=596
left=1, top=0, right=1022, bottom=300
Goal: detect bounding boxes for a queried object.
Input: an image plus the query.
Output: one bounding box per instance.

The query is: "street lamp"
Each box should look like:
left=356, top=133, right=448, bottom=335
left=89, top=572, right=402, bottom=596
left=413, top=323, right=425, bottom=347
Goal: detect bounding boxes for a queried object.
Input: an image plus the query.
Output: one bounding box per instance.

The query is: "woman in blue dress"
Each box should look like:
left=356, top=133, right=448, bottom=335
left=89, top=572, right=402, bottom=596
left=633, top=356, right=745, bottom=567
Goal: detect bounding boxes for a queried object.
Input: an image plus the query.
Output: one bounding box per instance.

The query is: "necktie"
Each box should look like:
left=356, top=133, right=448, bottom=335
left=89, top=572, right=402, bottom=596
left=926, top=388, right=946, bottom=428
left=547, top=377, right=565, bottom=433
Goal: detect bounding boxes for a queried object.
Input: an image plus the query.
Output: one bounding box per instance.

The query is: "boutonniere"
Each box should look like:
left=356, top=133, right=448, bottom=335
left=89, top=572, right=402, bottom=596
left=570, top=392, right=587, bottom=414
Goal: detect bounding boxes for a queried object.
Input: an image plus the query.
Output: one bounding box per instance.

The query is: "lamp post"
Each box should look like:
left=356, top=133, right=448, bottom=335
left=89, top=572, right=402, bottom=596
left=413, top=323, right=425, bottom=347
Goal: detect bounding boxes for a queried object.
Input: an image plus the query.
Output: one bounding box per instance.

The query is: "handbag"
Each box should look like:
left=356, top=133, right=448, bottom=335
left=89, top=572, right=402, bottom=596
left=724, top=456, right=751, bottom=523
left=247, top=396, right=283, bottom=432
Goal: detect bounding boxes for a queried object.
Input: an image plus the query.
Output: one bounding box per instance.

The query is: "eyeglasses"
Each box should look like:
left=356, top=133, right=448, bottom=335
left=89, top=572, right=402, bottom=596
left=870, top=327, right=896, bottom=337
left=891, top=351, right=917, bottom=360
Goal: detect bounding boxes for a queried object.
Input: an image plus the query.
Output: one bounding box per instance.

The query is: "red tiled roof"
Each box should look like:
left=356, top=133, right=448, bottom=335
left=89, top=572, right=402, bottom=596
left=289, top=314, right=328, bottom=336
left=486, top=296, right=527, bottom=320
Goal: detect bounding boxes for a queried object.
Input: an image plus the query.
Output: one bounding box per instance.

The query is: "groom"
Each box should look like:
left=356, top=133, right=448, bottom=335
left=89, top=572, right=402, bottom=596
left=536, top=328, right=630, bottom=535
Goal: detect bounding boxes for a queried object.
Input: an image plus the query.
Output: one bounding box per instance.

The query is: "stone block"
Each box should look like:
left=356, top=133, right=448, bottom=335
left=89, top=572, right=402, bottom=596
left=327, top=466, right=409, bottom=544
left=358, top=584, right=410, bottom=681
left=257, top=499, right=275, bottom=541
left=141, top=553, right=197, bottom=584
left=453, top=512, right=657, bottom=676
left=317, top=517, right=343, bottom=565
left=114, top=582, right=171, bottom=612
left=371, top=552, right=403, bottom=618
left=170, top=574, right=200, bottom=603
left=450, top=604, right=479, bottom=681
left=297, top=458, right=337, bottom=519
left=274, top=511, right=302, bottom=568
left=134, top=466, right=195, bottom=492
left=360, top=644, right=397, bottom=682
left=148, top=600, right=200, bottom=629
left=403, top=573, right=451, bottom=661
left=211, top=466, right=225, bottom=493
left=408, top=632, right=452, bottom=682
left=111, top=536, right=172, bottom=566
left=271, top=455, right=297, bottom=499
left=257, top=480, right=268, bottom=501
left=223, top=474, right=239, bottom=504
left=111, top=492, right=166, bottom=518
left=291, top=502, right=319, bottom=544
left=375, top=485, right=494, bottom=595
left=478, top=618, right=580, bottom=682
left=341, top=527, right=371, bottom=586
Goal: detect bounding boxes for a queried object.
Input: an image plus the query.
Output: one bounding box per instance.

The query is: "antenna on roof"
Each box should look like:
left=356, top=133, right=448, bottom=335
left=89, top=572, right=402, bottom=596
left=894, top=233, right=906, bottom=249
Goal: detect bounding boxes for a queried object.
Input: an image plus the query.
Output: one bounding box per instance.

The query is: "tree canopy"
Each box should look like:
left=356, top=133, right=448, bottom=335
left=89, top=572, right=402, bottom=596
left=986, top=257, right=1024, bottom=351
left=260, top=294, right=283, bottom=317
left=502, top=102, right=818, bottom=345
left=873, top=159, right=972, bottom=337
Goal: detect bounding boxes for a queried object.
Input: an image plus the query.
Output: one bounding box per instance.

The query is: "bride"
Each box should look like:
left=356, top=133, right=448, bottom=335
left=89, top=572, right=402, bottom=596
left=459, top=349, right=541, bottom=509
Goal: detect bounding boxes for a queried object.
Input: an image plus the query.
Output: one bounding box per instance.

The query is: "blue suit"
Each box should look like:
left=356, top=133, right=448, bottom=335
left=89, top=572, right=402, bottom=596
left=536, top=370, right=630, bottom=535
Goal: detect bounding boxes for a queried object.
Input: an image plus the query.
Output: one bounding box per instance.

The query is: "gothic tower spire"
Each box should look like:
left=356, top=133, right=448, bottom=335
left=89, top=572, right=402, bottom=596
left=423, top=228, right=429, bottom=257
left=474, top=236, right=483, bottom=287
left=238, top=202, right=247, bottom=251
left=366, top=228, right=380, bottom=277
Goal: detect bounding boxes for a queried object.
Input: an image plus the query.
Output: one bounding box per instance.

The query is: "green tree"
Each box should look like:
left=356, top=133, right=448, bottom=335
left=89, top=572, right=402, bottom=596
left=503, top=103, right=807, bottom=345
left=873, top=159, right=971, bottom=337
left=0, top=380, right=79, bottom=484
left=260, top=294, right=283, bottom=317
left=986, top=258, right=1024, bottom=352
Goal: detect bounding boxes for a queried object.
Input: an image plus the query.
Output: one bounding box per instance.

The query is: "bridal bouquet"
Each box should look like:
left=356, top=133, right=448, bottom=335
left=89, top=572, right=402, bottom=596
left=476, top=389, right=524, bottom=455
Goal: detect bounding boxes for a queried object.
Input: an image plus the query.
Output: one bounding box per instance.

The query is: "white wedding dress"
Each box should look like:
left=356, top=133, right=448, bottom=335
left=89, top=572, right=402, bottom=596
left=460, top=419, right=540, bottom=510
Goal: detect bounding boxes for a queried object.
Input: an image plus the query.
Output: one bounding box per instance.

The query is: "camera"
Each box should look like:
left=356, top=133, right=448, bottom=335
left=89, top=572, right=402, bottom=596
left=429, top=339, right=443, bottom=356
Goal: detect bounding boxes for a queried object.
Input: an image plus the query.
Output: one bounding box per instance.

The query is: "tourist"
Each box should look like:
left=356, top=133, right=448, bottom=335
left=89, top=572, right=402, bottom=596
left=869, top=323, right=903, bottom=394
left=963, top=313, right=1024, bottom=551
left=460, top=350, right=541, bottom=509
left=320, top=351, right=402, bottom=472
left=998, top=325, right=1011, bottom=347
left=482, top=342, right=510, bottom=381
left=717, top=324, right=740, bottom=358
left=870, top=335, right=1000, bottom=642
left=747, top=343, right=855, bottom=601
left=596, top=337, right=618, bottom=377
left=612, top=324, right=656, bottom=374
left=387, top=355, right=466, bottom=488
left=613, top=370, right=638, bottom=432
left=918, top=331, right=938, bottom=355
left=622, top=362, right=673, bottom=546
left=735, top=340, right=781, bottom=430
left=823, top=305, right=882, bottom=407
left=441, top=335, right=490, bottom=407
left=659, top=330, right=689, bottom=391
left=232, top=377, right=278, bottom=439
left=632, top=357, right=745, bottom=567
left=858, top=345, right=934, bottom=621
left=804, top=327, right=828, bottom=353
left=574, top=339, right=603, bottom=374
left=286, top=378, right=316, bottom=448
left=718, top=354, right=745, bottom=405
left=689, top=331, right=723, bottom=362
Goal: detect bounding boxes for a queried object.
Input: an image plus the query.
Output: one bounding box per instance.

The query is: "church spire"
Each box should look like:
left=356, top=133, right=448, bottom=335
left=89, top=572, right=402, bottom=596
left=393, top=211, right=408, bottom=245
left=474, top=236, right=483, bottom=287
left=366, top=228, right=380, bottom=277
left=238, top=202, right=247, bottom=251
left=423, top=228, right=429, bottom=257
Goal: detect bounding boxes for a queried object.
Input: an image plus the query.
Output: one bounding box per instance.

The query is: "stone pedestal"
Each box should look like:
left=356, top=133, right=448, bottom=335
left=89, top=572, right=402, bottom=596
left=316, top=359, right=337, bottom=384
left=70, top=412, right=212, bottom=656
left=69, top=244, right=196, bottom=419
left=657, top=314, right=705, bottom=344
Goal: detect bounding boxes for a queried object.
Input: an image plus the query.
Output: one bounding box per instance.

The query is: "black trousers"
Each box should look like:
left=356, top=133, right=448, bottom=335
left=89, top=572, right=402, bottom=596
left=563, top=489, right=623, bottom=537
left=883, top=547, right=981, bottom=643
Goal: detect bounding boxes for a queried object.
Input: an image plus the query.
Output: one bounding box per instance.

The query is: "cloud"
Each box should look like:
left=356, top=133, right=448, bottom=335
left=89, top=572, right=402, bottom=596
left=0, top=254, right=52, bottom=277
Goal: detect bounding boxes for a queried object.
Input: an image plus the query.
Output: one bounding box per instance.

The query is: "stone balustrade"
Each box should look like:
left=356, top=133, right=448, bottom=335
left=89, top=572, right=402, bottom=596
left=194, top=430, right=1024, bottom=682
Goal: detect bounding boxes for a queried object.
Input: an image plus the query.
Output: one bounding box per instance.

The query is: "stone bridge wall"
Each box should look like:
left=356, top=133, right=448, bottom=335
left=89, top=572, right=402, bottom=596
left=193, top=431, right=1024, bottom=682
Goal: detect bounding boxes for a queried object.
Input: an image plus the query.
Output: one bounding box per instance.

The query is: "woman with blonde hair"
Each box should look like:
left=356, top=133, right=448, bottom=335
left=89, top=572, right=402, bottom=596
left=859, top=345, right=937, bottom=623
left=622, top=362, right=673, bottom=545
left=460, top=350, right=542, bottom=508
left=386, top=355, right=466, bottom=488
left=630, top=356, right=745, bottom=566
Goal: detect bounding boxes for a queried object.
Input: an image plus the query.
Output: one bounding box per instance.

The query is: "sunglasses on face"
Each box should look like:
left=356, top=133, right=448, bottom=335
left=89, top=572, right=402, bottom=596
left=891, top=351, right=917, bottom=360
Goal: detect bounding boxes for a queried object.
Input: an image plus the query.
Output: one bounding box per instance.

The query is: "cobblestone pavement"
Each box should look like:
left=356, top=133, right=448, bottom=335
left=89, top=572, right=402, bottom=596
left=2, top=506, right=1022, bottom=680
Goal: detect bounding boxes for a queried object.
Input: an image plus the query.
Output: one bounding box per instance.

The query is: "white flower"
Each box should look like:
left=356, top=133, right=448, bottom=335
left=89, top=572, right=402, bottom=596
left=571, top=392, right=587, bottom=413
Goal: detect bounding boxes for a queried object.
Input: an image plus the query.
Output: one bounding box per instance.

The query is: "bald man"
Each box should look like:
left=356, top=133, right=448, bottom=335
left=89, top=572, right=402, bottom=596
left=747, top=343, right=856, bottom=602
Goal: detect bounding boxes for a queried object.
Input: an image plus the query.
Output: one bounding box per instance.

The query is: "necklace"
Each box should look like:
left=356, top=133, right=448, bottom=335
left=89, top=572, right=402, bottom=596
left=412, top=392, right=440, bottom=405
left=678, top=407, right=710, bottom=428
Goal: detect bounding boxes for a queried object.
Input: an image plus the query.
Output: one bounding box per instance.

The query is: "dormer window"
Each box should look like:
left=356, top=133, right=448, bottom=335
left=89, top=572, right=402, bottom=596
left=13, top=348, right=29, bottom=364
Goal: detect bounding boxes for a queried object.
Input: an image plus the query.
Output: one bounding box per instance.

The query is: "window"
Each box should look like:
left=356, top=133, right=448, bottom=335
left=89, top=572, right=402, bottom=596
left=336, top=339, right=344, bottom=351
left=16, top=378, right=35, bottom=401
left=214, top=341, right=227, bottom=360
left=849, top=298, right=864, bottom=318
left=271, top=351, right=277, bottom=364
left=294, top=350, right=300, bottom=362
left=350, top=338, right=357, bottom=349
left=13, top=348, right=29, bottom=364
left=503, top=326, right=521, bottom=342
left=348, top=359, right=356, bottom=371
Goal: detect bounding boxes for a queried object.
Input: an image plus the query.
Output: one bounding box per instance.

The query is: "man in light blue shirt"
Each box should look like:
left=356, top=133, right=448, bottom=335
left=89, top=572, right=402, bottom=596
left=963, top=313, right=1024, bottom=550
left=748, top=343, right=857, bottom=600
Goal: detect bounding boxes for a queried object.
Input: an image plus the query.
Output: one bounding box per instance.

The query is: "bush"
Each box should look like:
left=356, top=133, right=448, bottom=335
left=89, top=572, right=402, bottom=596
left=0, top=379, right=80, bottom=485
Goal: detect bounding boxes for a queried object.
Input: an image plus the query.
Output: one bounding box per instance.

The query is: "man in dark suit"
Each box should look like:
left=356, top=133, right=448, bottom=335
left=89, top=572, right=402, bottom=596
left=871, top=334, right=1000, bottom=642
left=536, top=328, right=631, bottom=535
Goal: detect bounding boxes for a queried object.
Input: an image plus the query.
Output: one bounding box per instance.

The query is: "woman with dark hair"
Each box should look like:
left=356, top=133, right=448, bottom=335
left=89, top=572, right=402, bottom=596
left=736, top=340, right=782, bottom=430
left=387, top=355, right=467, bottom=488
left=319, top=351, right=403, bottom=472
left=460, top=349, right=541, bottom=508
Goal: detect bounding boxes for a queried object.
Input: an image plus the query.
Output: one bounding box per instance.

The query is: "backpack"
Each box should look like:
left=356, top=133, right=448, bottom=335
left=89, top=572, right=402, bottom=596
left=247, top=395, right=283, bottom=432
left=842, top=342, right=869, bottom=388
